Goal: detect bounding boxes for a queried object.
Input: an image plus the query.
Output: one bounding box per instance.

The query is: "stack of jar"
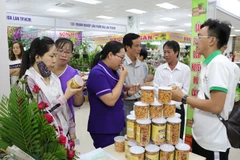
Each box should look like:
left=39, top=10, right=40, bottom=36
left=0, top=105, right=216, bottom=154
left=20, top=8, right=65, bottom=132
left=123, top=86, right=190, bottom=160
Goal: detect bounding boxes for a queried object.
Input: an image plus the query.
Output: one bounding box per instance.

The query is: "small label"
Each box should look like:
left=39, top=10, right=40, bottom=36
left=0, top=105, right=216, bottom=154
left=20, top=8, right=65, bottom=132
left=127, top=121, right=135, bottom=138
left=130, top=156, right=138, bottom=160
left=166, top=123, right=171, bottom=141
left=152, top=124, right=165, bottom=142
left=145, top=153, right=159, bottom=160
left=136, top=125, right=140, bottom=143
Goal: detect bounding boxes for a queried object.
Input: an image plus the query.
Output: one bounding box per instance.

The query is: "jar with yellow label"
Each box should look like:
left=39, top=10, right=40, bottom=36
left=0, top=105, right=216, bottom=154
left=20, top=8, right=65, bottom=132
left=151, top=117, right=166, bottom=145
left=150, top=101, right=163, bottom=119
left=134, top=102, right=149, bottom=119
left=160, top=144, right=175, bottom=160
left=158, top=86, right=172, bottom=104
left=166, top=117, right=181, bottom=145
left=129, top=146, right=145, bottom=160
left=141, top=86, right=155, bottom=104
left=136, top=119, right=151, bottom=146
left=175, top=143, right=190, bottom=160
left=127, top=114, right=136, bottom=140
left=145, top=144, right=160, bottom=160
left=163, top=101, right=176, bottom=118
left=126, top=140, right=137, bottom=159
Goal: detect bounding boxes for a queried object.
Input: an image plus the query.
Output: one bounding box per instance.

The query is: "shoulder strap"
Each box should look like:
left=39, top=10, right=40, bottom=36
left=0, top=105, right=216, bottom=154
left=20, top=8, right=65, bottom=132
left=204, top=93, right=228, bottom=127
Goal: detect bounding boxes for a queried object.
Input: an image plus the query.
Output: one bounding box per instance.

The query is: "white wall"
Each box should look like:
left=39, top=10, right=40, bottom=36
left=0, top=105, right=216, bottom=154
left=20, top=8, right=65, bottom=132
left=0, top=0, right=10, bottom=98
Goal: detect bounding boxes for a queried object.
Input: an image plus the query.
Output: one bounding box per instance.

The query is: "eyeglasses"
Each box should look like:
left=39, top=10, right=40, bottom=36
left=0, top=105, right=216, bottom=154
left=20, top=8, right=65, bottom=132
left=57, top=49, right=72, bottom=55
left=115, top=55, right=125, bottom=60
left=197, top=35, right=214, bottom=40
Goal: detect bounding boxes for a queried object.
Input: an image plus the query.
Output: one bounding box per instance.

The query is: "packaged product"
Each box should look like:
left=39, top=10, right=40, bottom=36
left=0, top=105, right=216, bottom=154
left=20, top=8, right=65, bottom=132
left=151, top=118, right=166, bottom=145
left=67, top=75, right=84, bottom=88
left=129, top=146, right=145, bottom=160
left=163, top=101, right=176, bottom=118
left=158, top=86, right=172, bottom=104
left=150, top=101, right=163, bottom=119
left=136, top=119, right=151, bottom=146
left=160, top=144, right=175, bottom=160
left=126, top=114, right=136, bottom=140
left=114, top=136, right=125, bottom=152
left=166, top=117, right=181, bottom=145
left=145, top=144, right=160, bottom=160
left=141, top=86, right=155, bottom=104
left=175, top=143, right=190, bottom=160
left=124, top=135, right=128, bottom=158
left=126, top=140, right=137, bottom=159
left=134, top=101, right=149, bottom=119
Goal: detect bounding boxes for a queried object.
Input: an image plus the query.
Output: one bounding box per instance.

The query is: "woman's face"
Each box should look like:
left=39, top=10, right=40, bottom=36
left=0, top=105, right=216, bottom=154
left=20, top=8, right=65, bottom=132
left=12, top=43, right=21, bottom=57
left=112, top=48, right=125, bottom=70
left=39, top=45, right=57, bottom=71
left=56, top=43, right=73, bottom=66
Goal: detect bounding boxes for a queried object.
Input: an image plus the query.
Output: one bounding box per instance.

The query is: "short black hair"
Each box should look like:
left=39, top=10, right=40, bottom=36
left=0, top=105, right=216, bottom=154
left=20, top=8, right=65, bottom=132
left=55, top=37, right=74, bottom=52
left=201, top=19, right=231, bottom=49
left=163, top=40, right=180, bottom=57
left=140, top=49, right=148, bottom=60
left=123, top=33, right=140, bottom=50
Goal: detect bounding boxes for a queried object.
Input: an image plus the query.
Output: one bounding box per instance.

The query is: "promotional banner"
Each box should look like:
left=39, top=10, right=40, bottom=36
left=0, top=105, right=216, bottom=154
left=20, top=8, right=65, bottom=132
left=185, top=0, right=207, bottom=149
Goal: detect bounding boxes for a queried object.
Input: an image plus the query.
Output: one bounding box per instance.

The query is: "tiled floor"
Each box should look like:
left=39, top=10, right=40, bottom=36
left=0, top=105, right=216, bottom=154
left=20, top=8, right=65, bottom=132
left=75, top=102, right=240, bottom=159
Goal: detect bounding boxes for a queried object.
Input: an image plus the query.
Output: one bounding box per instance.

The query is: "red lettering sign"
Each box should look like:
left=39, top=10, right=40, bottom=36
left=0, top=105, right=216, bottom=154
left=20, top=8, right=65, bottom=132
left=193, top=76, right=199, bottom=85
left=192, top=88, right=199, bottom=96
left=195, top=23, right=201, bottom=33
left=193, top=50, right=201, bottom=59
left=191, top=63, right=201, bottom=72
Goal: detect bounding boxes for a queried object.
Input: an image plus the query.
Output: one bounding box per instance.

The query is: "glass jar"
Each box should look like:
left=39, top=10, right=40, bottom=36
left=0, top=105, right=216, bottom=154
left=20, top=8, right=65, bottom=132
left=134, top=101, right=149, bottom=119
left=175, top=143, right=190, bottom=160
left=114, top=136, right=125, bottom=152
left=141, top=86, right=155, bottom=104
left=166, top=117, right=181, bottom=145
left=126, top=140, right=137, bottom=159
left=127, top=114, right=136, bottom=140
left=158, top=86, right=172, bottom=104
left=151, top=117, right=166, bottom=145
left=145, top=144, right=160, bottom=160
left=150, top=101, right=163, bottom=119
left=160, top=144, right=175, bottom=160
left=136, top=119, right=151, bottom=146
left=163, top=101, right=176, bottom=118
left=129, top=146, right=145, bottom=160
left=175, top=113, right=181, bottom=118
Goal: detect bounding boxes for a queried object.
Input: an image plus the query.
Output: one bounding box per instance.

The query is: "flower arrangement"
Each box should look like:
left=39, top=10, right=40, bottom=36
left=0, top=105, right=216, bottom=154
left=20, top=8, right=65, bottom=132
left=0, top=80, right=78, bottom=160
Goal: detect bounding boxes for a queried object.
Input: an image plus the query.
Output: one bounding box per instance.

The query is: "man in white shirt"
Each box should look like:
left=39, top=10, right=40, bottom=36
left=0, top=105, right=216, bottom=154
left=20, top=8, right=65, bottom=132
left=153, top=40, right=190, bottom=139
left=172, top=19, right=240, bottom=160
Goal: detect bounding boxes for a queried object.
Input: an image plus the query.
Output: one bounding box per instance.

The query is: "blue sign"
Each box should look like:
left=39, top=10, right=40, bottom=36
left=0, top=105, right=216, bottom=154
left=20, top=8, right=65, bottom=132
left=70, top=22, right=116, bottom=30
left=7, top=15, right=32, bottom=22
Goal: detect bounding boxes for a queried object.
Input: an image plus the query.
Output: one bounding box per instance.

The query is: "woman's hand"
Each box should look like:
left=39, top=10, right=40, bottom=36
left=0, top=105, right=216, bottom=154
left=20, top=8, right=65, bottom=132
left=64, top=83, right=84, bottom=100
left=127, top=84, right=140, bottom=96
left=119, top=66, right=128, bottom=79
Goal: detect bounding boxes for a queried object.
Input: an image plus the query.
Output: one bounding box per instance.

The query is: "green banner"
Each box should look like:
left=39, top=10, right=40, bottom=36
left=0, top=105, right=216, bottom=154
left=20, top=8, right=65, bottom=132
left=185, top=0, right=207, bottom=149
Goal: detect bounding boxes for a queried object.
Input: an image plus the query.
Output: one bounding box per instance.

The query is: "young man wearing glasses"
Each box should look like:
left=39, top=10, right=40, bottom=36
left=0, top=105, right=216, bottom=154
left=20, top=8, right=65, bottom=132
left=172, top=19, right=240, bottom=160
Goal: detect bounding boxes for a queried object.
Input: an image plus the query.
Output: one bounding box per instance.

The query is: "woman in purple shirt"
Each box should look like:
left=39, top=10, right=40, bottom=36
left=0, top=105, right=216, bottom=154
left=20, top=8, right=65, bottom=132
left=87, top=41, right=137, bottom=148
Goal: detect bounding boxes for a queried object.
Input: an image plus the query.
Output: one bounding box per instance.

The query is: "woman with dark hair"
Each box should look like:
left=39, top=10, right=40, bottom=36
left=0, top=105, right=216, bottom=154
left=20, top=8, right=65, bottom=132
left=9, top=42, right=24, bottom=86
left=52, top=38, right=85, bottom=129
left=87, top=41, right=138, bottom=148
left=19, top=36, right=82, bottom=141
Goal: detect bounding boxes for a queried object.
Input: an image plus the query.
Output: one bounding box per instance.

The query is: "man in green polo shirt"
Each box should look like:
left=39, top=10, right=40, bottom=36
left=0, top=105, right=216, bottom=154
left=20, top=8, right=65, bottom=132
left=172, top=19, right=240, bottom=160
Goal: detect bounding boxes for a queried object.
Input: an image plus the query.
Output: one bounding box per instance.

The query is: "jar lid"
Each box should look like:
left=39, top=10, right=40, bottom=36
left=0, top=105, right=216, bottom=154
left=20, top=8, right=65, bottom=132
left=134, top=101, right=149, bottom=107
left=130, top=146, right=145, bottom=154
left=175, top=113, right=181, bottom=118
left=164, top=101, right=177, bottom=105
left=141, top=86, right=155, bottom=90
left=114, top=136, right=125, bottom=142
left=152, top=117, right=167, bottom=124
left=128, top=140, right=137, bottom=147
left=175, top=143, right=190, bottom=151
left=124, top=135, right=128, bottom=140
left=127, top=114, right=136, bottom=121
left=74, top=75, right=84, bottom=86
left=130, top=110, right=135, bottom=115
left=167, top=117, right=181, bottom=123
left=136, top=119, right=151, bottom=125
left=151, top=101, right=162, bottom=106
left=145, top=144, right=160, bottom=153
left=158, top=86, right=172, bottom=90
left=160, top=144, right=175, bottom=152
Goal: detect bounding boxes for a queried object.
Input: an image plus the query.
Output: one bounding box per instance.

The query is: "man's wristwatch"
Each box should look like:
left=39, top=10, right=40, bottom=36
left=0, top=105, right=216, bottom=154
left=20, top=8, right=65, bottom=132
left=181, top=95, right=188, bottom=104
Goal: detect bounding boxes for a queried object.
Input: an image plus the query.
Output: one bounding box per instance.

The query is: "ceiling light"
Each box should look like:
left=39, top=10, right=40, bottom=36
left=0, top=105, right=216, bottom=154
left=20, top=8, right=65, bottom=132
left=230, top=35, right=236, bottom=37
left=188, top=14, right=192, bottom=17
left=184, top=23, right=191, bottom=26
left=160, top=17, right=176, bottom=21
left=235, top=30, right=240, bottom=32
left=140, top=28, right=145, bottom=30
left=74, top=0, right=102, bottom=4
left=126, top=9, right=146, bottom=14
left=175, top=29, right=185, bottom=32
left=140, top=22, right=145, bottom=24
left=156, top=26, right=167, bottom=28
left=47, top=8, right=69, bottom=13
left=96, top=15, right=113, bottom=19
left=156, top=3, right=179, bottom=9
left=29, top=26, right=33, bottom=28
left=153, top=31, right=161, bottom=32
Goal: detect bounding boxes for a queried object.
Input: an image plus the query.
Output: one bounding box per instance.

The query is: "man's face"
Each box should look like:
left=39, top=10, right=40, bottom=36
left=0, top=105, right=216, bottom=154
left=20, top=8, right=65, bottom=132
left=163, top=45, right=178, bottom=64
left=126, top=38, right=141, bottom=58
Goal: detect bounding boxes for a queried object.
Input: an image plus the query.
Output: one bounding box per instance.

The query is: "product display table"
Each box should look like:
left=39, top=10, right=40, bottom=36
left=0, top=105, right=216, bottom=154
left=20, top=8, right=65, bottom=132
left=103, top=144, right=206, bottom=160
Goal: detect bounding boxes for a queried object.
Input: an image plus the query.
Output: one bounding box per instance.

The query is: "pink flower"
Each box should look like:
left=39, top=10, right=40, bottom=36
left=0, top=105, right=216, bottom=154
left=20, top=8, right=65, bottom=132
left=38, top=101, right=48, bottom=110
left=59, top=135, right=67, bottom=146
left=68, top=141, right=75, bottom=150
left=44, top=114, right=53, bottom=124
left=32, top=85, right=41, bottom=93
left=67, top=149, right=76, bottom=160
